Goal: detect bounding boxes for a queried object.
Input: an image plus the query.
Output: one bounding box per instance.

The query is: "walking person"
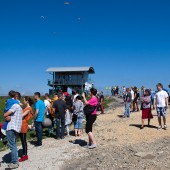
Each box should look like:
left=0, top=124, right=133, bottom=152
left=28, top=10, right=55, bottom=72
left=82, top=88, right=98, bottom=149
left=73, top=96, right=84, bottom=137
left=130, top=87, right=135, bottom=112
left=34, top=92, right=45, bottom=146
left=4, top=91, right=22, bottom=169
left=153, top=83, right=169, bottom=130
left=133, top=87, right=140, bottom=112
left=53, top=93, right=67, bottom=139
left=19, top=96, right=33, bottom=162
left=141, top=89, right=153, bottom=129
left=99, top=91, right=104, bottom=114
left=124, top=88, right=132, bottom=118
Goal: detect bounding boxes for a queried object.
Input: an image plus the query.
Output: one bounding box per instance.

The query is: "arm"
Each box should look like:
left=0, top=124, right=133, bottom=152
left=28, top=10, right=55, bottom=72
left=82, top=93, right=88, bottom=105
left=4, top=110, right=13, bottom=117
left=34, top=109, right=39, bottom=120
left=166, top=97, right=169, bottom=109
left=153, top=99, right=156, bottom=110
left=22, top=110, right=30, bottom=118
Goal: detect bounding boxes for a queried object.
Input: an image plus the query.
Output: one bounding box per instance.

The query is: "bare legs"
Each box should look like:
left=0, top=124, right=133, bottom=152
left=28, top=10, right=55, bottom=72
left=88, top=132, right=96, bottom=145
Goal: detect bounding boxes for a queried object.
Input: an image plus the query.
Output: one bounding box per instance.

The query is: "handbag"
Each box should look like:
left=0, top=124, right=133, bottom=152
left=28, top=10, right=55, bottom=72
left=83, top=105, right=97, bottom=118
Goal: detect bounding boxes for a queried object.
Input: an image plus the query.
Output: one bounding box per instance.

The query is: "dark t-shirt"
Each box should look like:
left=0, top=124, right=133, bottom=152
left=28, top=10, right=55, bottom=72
left=134, top=92, right=140, bottom=101
left=100, top=95, right=104, bottom=102
left=53, top=99, right=67, bottom=119
left=126, top=92, right=132, bottom=103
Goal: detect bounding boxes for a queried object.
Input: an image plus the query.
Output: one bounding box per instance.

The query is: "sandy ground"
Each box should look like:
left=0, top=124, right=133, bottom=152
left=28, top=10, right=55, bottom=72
left=0, top=97, right=170, bottom=170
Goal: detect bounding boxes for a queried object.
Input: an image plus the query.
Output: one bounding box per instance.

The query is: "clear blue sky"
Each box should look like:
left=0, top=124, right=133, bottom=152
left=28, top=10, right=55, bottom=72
left=0, top=0, right=170, bottom=95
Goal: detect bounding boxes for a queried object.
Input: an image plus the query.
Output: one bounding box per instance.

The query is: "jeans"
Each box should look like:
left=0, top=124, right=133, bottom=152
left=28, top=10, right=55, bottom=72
left=124, top=102, right=131, bottom=117
left=47, top=114, right=54, bottom=134
left=56, top=118, right=65, bottom=138
left=34, top=121, right=43, bottom=145
left=6, top=130, right=18, bottom=164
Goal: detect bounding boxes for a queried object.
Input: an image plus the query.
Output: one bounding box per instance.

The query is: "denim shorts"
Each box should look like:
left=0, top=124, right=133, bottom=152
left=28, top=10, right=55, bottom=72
left=157, top=107, right=167, bottom=117
left=74, top=118, right=83, bottom=129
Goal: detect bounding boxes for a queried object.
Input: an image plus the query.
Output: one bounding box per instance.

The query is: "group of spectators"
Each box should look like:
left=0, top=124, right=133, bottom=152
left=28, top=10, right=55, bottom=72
left=123, top=83, right=169, bottom=130
left=0, top=88, right=99, bottom=169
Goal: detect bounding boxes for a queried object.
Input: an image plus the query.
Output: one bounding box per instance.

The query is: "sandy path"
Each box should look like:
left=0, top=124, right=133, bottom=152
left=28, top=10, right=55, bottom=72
left=0, top=97, right=170, bottom=170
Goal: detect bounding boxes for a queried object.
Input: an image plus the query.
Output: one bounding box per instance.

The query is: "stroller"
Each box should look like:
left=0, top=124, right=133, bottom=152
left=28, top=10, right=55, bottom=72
left=0, top=124, right=8, bottom=145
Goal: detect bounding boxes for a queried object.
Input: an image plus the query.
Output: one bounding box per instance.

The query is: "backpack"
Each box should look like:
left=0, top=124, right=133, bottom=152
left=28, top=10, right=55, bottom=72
left=49, top=97, right=58, bottom=118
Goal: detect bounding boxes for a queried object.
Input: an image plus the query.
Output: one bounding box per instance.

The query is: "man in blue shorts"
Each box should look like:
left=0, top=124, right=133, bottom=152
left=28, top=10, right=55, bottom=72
left=153, top=83, right=169, bottom=130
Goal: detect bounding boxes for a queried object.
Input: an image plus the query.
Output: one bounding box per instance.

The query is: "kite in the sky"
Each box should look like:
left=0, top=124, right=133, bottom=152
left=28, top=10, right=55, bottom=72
left=64, top=2, right=70, bottom=5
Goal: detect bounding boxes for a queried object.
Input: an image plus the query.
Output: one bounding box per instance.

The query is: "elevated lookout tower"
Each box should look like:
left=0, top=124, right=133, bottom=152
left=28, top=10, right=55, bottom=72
left=46, top=66, right=95, bottom=94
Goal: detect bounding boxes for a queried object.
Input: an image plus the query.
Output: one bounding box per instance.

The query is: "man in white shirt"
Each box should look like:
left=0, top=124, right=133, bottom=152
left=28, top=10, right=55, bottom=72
left=153, top=83, right=169, bottom=129
left=44, top=93, right=53, bottom=135
left=44, top=93, right=51, bottom=116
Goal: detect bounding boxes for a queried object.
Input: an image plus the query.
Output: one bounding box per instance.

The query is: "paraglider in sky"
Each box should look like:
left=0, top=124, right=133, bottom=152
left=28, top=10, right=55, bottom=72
left=64, top=2, right=70, bottom=5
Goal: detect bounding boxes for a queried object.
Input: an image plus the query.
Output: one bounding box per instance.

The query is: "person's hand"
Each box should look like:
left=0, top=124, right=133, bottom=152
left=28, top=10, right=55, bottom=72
left=82, top=92, right=85, bottom=98
left=5, top=116, right=11, bottom=122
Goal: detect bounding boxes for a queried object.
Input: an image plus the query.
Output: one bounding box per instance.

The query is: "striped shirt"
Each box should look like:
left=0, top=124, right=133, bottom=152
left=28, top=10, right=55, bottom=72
left=6, top=104, right=22, bottom=133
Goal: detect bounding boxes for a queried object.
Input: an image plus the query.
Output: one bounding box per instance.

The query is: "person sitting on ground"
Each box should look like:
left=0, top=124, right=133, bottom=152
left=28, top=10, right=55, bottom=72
left=141, top=89, right=153, bottom=129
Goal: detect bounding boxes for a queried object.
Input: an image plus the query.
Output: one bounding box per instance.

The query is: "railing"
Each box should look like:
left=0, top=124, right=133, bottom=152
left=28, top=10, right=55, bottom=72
left=47, top=79, right=86, bottom=86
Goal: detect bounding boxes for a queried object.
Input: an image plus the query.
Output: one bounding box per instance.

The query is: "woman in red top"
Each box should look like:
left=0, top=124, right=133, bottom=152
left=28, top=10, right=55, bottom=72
left=19, top=96, right=34, bottom=162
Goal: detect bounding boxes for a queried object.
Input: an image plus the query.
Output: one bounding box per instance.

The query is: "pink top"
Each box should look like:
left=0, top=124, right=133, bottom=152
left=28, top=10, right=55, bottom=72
left=88, top=96, right=98, bottom=115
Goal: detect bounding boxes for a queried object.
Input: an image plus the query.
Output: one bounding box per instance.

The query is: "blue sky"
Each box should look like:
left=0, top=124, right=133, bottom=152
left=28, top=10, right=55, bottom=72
left=0, top=0, right=170, bottom=95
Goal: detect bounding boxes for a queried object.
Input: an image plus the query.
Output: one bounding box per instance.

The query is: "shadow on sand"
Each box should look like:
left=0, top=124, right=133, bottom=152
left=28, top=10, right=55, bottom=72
left=69, top=139, right=87, bottom=147
left=129, top=124, right=158, bottom=129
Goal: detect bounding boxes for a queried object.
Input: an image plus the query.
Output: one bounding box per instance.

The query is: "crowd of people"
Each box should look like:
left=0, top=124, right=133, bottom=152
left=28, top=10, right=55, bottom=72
left=0, top=82, right=169, bottom=169
left=0, top=88, right=102, bottom=169
left=123, top=83, right=169, bottom=130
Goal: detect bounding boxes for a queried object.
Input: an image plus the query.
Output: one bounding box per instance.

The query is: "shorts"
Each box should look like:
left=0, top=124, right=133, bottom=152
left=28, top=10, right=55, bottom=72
left=85, top=115, right=97, bottom=134
left=74, top=118, right=83, bottom=129
left=157, top=107, right=167, bottom=117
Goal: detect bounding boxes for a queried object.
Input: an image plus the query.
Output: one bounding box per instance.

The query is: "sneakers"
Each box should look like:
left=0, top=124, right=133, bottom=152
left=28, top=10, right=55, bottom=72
left=19, top=155, right=28, bottom=162
left=157, top=126, right=162, bottom=130
left=88, top=144, right=97, bottom=149
left=164, top=125, right=168, bottom=130
left=8, top=163, right=19, bottom=169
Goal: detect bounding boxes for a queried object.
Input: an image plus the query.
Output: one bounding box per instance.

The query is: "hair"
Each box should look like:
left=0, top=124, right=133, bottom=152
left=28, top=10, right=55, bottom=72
left=76, top=95, right=82, bottom=100
left=8, top=90, right=16, bottom=98
left=145, top=89, right=151, bottom=96
left=34, top=92, right=41, bottom=98
left=44, top=93, right=49, bottom=97
left=90, top=88, right=97, bottom=96
left=15, top=91, right=21, bottom=100
left=24, top=96, right=34, bottom=106
left=157, top=83, right=163, bottom=88
left=100, top=91, right=103, bottom=94
left=58, top=92, right=63, bottom=98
